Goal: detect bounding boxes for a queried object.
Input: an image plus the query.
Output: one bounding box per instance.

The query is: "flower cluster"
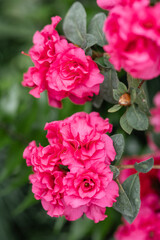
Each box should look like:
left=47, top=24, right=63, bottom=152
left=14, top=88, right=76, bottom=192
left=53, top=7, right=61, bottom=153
left=101, top=0, right=160, bottom=80
left=150, top=92, right=160, bottom=133
left=23, top=112, right=119, bottom=222
left=115, top=151, right=160, bottom=239
left=22, top=17, right=104, bottom=108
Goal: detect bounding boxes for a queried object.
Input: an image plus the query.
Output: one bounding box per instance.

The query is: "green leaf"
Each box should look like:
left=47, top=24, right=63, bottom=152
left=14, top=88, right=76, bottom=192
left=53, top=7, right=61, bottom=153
left=111, top=134, right=125, bottom=162
left=88, top=13, right=107, bottom=47
left=92, top=67, right=119, bottom=107
left=112, top=82, right=128, bottom=102
left=127, top=74, right=140, bottom=89
left=122, top=173, right=140, bottom=223
left=120, top=112, right=133, bottom=134
left=113, top=181, right=133, bottom=217
left=130, top=88, right=137, bottom=104
left=108, top=104, right=122, bottom=113
left=109, top=165, right=120, bottom=179
left=63, top=2, right=87, bottom=46
left=134, top=158, right=154, bottom=173
left=82, top=34, right=97, bottom=50
left=118, top=82, right=128, bottom=94
left=126, top=104, right=149, bottom=131
left=135, top=88, right=150, bottom=115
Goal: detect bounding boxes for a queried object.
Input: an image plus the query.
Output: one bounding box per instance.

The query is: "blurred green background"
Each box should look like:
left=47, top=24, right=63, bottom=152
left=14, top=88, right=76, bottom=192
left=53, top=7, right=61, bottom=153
left=0, top=0, right=160, bottom=239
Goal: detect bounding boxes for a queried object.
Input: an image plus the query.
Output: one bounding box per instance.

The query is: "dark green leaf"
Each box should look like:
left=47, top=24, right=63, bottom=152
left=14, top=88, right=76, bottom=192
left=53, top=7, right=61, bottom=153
left=120, top=112, right=133, bottom=134
left=88, top=13, right=107, bottom=47
left=134, top=158, right=154, bottom=173
left=109, top=166, right=120, bottom=179
left=126, top=105, right=149, bottom=131
left=111, top=134, right=125, bottom=162
left=113, top=181, right=133, bottom=217
left=63, top=2, right=87, bottom=46
left=108, top=104, right=122, bottom=113
left=122, top=173, right=140, bottom=223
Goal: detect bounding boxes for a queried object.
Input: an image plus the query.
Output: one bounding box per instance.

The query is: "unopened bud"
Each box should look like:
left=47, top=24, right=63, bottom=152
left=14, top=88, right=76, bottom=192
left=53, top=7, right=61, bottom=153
left=119, top=93, right=131, bottom=106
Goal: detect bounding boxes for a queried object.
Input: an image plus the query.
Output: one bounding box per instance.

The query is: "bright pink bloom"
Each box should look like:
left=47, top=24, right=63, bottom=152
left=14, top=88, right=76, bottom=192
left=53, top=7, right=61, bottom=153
left=23, top=142, right=62, bottom=173
left=23, top=112, right=118, bottom=222
left=115, top=194, right=160, bottom=240
left=29, top=16, right=61, bottom=67
left=150, top=92, right=160, bottom=133
left=29, top=169, right=66, bottom=217
left=45, top=112, right=116, bottom=168
left=46, top=39, right=104, bottom=108
left=97, top=0, right=149, bottom=10
left=63, top=162, right=119, bottom=223
left=103, top=3, right=160, bottom=79
left=22, top=66, right=46, bottom=98
left=23, top=140, right=37, bottom=166
left=22, top=17, right=104, bottom=108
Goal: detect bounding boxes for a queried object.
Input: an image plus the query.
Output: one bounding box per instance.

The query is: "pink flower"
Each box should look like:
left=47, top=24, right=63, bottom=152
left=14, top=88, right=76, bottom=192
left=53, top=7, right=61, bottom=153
left=46, top=39, right=104, bottom=108
left=115, top=194, right=160, bottom=240
left=150, top=92, right=160, bottom=133
left=29, top=169, right=66, bottom=217
left=29, top=16, right=61, bottom=67
left=97, top=0, right=149, bottom=10
left=103, top=3, right=160, bottom=79
left=24, top=142, right=62, bottom=173
left=63, top=162, right=119, bottom=223
left=22, top=17, right=104, bottom=108
left=97, top=0, right=121, bottom=10
left=22, top=66, right=46, bottom=98
left=45, top=112, right=116, bottom=168
left=23, top=112, right=118, bottom=222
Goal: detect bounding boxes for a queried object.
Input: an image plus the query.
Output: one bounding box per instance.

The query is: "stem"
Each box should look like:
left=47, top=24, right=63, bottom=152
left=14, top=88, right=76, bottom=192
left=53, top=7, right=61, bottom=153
left=92, top=51, right=104, bottom=60
left=119, top=165, right=160, bottom=170
left=138, top=80, right=145, bottom=89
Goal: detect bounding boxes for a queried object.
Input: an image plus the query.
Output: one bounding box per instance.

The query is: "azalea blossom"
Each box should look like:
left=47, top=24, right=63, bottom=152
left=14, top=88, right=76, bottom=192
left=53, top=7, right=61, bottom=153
left=103, top=3, right=160, bottom=79
left=23, top=112, right=118, bottom=222
left=22, top=17, right=104, bottom=108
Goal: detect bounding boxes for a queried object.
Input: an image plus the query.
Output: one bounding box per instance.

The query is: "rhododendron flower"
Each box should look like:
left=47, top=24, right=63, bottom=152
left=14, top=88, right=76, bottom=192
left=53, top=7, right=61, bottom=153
left=22, top=17, right=104, bottom=108
left=115, top=194, right=160, bottom=240
left=150, top=92, right=160, bottom=133
left=29, top=16, right=61, bottom=67
left=46, top=39, right=104, bottom=108
left=29, top=170, right=66, bottom=217
left=103, top=3, right=160, bottom=79
left=23, top=112, right=118, bottom=222
left=45, top=112, right=116, bottom=168
left=23, top=141, right=62, bottom=173
left=97, top=0, right=149, bottom=10
left=63, top=163, right=119, bottom=223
